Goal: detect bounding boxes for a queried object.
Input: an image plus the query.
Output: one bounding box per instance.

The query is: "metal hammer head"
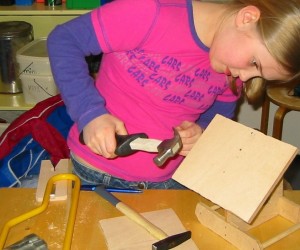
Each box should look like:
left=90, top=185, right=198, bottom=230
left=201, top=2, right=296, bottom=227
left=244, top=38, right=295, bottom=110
left=152, top=231, right=191, bottom=250
left=154, top=128, right=182, bottom=167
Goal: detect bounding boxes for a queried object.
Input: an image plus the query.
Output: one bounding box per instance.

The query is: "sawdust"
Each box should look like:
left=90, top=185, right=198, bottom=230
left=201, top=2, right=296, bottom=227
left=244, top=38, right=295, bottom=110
left=45, top=221, right=66, bottom=250
left=47, top=241, right=62, bottom=250
left=48, top=222, right=57, bottom=230
left=76, top=198, right=96, bottom=224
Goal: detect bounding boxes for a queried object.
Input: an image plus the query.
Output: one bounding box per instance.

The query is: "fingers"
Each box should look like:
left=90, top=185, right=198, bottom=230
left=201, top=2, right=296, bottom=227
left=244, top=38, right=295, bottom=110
left=87, top=129, right=117, bottom=158
left=82, top=114, right=127, bottom=158
left=176, top=121, right=203, bottom=156
left=83, top=117, right=204, bottom=159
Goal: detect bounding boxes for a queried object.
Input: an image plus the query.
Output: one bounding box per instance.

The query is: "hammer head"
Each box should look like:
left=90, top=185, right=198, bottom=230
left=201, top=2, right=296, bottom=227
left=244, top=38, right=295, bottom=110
left=153, top=128, right=182, bottom=167
left=152, top=231, right=191, bottom=250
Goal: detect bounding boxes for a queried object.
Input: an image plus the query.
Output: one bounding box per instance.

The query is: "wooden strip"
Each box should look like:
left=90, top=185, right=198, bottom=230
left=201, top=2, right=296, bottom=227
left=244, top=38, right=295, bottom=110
left=195, top=202, right=263, bottom=250
left=278, top=196, right=300, bottom=223
left=262, top=223, right=300, bottom=248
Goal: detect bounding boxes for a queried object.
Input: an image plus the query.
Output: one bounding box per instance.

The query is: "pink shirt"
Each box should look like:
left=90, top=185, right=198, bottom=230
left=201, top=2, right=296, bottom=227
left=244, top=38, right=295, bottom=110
left=68, top=0, right=242, bottom=181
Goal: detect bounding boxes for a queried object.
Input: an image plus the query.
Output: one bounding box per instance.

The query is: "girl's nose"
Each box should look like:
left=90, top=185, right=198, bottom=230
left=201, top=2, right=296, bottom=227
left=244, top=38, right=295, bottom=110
left=239, top=69, right=258, bottom=82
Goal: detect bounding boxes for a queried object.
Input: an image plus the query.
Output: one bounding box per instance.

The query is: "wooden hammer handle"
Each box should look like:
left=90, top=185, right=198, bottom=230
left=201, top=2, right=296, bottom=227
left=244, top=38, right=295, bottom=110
left=116, top=202, right=168, bottom=240
left=95, top=186, right=168, bottom=240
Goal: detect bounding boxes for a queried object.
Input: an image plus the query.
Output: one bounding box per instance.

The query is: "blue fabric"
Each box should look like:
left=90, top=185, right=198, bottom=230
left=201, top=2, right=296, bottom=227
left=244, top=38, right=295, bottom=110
left=197, top=100, right=237, bottom=129
left=0, top=137, right=48, bottom=187
left=0, top=105, right=73, bottom=187
left=71, top=153, right=187, bottom=190
left=102, top=0, right=113, bottom=4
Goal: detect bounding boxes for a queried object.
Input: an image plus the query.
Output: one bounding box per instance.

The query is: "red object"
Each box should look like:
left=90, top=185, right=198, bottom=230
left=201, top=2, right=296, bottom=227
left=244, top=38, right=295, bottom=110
left=36, top=0, right=66, bottom=3
left=0, top=95, right=69, bottom=166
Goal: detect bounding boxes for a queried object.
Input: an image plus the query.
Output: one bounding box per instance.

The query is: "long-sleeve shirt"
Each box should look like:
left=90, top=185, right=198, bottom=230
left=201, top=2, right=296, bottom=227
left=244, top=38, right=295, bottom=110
left=47, top=0, right=242, bottom=182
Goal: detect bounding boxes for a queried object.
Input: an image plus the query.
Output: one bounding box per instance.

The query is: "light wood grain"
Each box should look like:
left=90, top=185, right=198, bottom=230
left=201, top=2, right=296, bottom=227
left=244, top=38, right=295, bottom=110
left=99, top=208, right=198, bottom=250
left=1, top=189, right=300, bottom=249
left=173, top=114, right=298, bottom=223
left=35, top=160, right=71, bottom=202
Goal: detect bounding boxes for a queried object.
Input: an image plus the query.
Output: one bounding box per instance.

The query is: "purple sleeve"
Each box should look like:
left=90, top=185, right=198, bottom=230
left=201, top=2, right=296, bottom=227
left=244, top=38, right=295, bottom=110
left=197, top=100, right=237, bottom=129
left=47, top=12, right=107, bottom=132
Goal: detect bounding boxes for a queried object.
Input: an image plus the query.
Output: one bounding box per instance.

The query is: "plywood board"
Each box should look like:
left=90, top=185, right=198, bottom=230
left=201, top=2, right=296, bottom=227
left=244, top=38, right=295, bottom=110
left=99, top=208, right=198, bottom=250
left=36, top=159, right=71, bottom=202
left=173, top=114, right=298, bottom=223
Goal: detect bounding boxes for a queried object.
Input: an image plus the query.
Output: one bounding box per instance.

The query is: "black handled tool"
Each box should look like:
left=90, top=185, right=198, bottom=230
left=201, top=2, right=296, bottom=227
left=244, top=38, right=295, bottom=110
left=79, top=132, right=149, bottom=156
left=114, top=133, right=148, bottom=156
left=79, top=129, right=182, bottom=167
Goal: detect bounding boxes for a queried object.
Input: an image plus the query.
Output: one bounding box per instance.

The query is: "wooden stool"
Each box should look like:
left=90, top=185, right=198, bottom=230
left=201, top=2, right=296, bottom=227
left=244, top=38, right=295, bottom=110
left=260, top=85, right=300, bottom=140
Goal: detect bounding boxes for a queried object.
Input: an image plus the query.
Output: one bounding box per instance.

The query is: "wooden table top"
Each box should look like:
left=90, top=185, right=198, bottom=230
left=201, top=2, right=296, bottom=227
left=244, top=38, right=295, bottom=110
left=0, top=188, right=300, bottom=250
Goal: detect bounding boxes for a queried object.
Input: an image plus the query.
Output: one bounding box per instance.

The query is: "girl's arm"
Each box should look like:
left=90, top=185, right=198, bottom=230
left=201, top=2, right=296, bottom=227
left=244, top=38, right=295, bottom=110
left=196, top=100, right=237, bottom=129
left=47, top=13, right=107, bottom=132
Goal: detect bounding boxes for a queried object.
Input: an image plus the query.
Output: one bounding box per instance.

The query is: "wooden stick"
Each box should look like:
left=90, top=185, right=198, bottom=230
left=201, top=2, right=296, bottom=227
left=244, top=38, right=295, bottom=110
left=262, top=222, right=300, bottom=248
left=95, top=185, right=168, bottom=240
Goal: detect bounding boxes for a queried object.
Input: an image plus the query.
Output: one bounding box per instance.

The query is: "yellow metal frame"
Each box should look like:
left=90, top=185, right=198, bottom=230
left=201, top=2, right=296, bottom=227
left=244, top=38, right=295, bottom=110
left=0, top=173, right=81, bottom=250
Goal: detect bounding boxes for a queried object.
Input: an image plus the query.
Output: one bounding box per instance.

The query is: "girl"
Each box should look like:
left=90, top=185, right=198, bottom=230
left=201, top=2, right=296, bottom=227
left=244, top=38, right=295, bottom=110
left=47, top=0, right=300, bottom=189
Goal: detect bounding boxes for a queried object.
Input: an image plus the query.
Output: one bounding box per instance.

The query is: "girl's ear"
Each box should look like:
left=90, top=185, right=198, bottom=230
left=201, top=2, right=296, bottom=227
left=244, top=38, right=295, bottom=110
left=235, top=5, right=260, bottom=29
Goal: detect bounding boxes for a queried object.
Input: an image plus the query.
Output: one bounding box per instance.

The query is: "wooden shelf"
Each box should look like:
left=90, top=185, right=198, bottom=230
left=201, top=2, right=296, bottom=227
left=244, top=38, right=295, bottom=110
left=0, top=93, right=33, bottom=111
left=0, top=3, right=88, bottom=111
left=0, top=3, right=90, bottom=15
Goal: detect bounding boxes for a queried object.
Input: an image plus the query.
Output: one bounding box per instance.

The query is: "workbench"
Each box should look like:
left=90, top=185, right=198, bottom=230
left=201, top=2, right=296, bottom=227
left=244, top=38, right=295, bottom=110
left=1, top=188, right=300, bottom=249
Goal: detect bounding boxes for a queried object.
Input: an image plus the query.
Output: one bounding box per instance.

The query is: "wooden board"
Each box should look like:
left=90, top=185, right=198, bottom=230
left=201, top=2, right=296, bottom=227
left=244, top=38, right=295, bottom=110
left=35, top=159, right=71, bottom=202
left=173, top=114, right=298, bottom=223
left=99, top=208, right=198, bottom=250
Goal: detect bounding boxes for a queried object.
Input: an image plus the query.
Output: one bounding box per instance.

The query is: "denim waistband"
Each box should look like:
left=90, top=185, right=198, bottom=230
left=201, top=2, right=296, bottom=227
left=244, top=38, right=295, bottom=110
left=70, top=153, right=186, bottom=190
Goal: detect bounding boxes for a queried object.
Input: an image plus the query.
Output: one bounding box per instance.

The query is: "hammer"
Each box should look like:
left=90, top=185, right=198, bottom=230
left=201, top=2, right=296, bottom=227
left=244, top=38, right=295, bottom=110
left=95, top=186, right=191, bottom=250
left=80, top=128, right=182, bottom=167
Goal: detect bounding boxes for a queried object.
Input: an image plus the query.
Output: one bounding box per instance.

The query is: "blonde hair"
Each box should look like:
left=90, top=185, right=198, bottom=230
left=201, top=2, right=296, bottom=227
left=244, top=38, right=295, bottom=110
left=224, top=0, right=300, bottom=103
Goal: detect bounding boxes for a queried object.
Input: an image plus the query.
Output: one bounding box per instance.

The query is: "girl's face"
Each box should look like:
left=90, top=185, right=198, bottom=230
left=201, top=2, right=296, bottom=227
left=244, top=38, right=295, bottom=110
left=209, top=6, right=290, bottom=82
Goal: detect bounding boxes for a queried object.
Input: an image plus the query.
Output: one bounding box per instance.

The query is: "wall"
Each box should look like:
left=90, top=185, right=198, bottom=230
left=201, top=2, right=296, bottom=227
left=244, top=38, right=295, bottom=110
left=237, top=99, right=300, bottom=151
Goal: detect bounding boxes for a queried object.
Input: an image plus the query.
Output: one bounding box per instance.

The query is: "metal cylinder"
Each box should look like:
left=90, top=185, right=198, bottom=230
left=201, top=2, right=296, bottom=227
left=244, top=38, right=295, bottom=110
left=0, top=21, right=34, bottom=94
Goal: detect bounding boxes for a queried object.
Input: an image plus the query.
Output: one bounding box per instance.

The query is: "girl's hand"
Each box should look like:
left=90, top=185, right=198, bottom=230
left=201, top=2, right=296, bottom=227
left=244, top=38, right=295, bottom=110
left=81, top=114, right=127, bottom=158
left=176, top=121, right=203, bottom=156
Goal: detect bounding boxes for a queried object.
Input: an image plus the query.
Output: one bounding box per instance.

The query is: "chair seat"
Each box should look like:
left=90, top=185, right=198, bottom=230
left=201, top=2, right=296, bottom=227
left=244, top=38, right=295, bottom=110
left=260, top=85, right=300, bottom=140
left=267, top=86, right=300, bottom=111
